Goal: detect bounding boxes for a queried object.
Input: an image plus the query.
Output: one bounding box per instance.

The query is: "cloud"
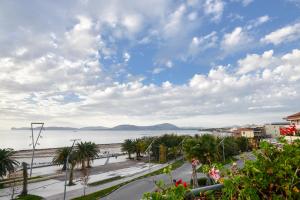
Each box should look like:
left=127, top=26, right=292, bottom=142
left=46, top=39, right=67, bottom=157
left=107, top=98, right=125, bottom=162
left=221, top=27, right=252, bottom=52
left=1, top=47, right=300, bottom=128
left=246, top=15, right=270, bottom=30
left=123, top=52, right=131, bottom=63
left=261, top=22, right=300, bottom=45
left=237, top=50, right=278, bottom=74
left=203, top=0, right=225, bottom=22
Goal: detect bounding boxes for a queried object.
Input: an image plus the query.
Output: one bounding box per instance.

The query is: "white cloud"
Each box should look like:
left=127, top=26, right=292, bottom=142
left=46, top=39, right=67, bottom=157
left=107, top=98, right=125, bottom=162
left=247, top=15, right=270, bottom=30
left=166, top=60, right=173, bottom=68
left=188, top=31, right=218, bottom=57
left=123, top=52, right=131, bottom=63
left=1, top=49, right=300, bottom=128
left=221, top=27, right=252, bottom=52
left=237, top=50, right=278, bottom=74
left=203, top=0, right=225, bottom=22
left=152, top=67, right=165, bottom=74
left=261, top=22, right=300, bottom=45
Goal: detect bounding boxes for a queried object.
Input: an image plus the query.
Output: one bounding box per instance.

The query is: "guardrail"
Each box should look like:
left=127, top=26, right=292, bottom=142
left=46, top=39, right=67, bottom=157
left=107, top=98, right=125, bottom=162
left=187, top=184, right=224, bottom=196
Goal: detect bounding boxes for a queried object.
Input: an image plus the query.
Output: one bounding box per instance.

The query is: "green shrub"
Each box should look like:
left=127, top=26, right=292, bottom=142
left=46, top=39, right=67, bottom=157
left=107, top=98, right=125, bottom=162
left=222, top=139, right=300, bottom=199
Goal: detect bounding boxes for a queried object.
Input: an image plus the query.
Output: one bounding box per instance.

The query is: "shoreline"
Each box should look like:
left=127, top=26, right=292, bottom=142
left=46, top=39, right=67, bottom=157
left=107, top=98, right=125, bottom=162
left=13, top=143, right=122, bottom=158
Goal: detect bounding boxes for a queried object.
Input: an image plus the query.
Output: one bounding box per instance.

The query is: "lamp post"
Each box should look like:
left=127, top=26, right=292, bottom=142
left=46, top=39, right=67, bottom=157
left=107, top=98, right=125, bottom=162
left=29, top=122, right=44, bottom=177
left=63, top=139, right=80, bottom=200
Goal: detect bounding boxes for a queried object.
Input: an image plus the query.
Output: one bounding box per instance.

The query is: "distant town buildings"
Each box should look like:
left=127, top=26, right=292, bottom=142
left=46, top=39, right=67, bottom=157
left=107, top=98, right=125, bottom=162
left=264, top=122, right=289, bottom=138
left=284, top=112, right=300, bottom=128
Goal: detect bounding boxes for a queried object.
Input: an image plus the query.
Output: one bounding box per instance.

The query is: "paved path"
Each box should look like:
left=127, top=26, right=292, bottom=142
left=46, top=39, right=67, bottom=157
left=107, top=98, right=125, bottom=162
left=102, top=162, right=205, bottom=200
left=46, top=163, right=168, bottom=200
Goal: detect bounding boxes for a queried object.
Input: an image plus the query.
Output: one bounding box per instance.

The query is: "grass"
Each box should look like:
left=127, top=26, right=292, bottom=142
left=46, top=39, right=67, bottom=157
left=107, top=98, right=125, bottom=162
left=72, top=159, right=185, bottom=200
left=15, top=194, right=43, bottom=200
left=88, top=176, right=123, bottom=186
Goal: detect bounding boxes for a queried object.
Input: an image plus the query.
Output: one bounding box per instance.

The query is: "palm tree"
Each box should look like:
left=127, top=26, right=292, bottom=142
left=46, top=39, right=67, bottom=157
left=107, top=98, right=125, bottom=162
left=52, top=147, right=71, bottom=171
left=0, top=148, right=19, bottom=179
left=77, top=142, right=99, bottom=169
left=68, top=150, right=78, bottom=186
left=77, top=142, right=88, bottom=170
left=85, top=142, right=99, bottom=168
left=121, top=139, right=135, bottom=159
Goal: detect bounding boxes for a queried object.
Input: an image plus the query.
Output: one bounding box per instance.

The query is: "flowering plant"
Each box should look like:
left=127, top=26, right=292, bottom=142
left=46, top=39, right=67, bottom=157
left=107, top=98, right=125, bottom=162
left=175, top=179, right=188, bottom=188
left=208, top=166, right=220, bottom=182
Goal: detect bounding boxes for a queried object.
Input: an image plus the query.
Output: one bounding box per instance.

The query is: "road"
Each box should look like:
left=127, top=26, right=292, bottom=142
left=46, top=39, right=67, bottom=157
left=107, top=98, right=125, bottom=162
left=102, top=162, right=205, bottom=200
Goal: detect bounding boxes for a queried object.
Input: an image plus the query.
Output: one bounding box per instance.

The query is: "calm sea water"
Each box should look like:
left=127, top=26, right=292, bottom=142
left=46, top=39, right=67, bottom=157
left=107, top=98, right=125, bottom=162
left=0, top=129, right=201, bottom=150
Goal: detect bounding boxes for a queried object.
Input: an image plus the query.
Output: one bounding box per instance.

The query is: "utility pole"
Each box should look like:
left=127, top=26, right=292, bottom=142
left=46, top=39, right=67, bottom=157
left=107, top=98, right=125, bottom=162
left=145, top=137, right=157, bottom=172
left=64, top=139, right=80, bottom=200
left=30, top=122, right=44, bottom=177
left=218, top=138, right=225, bottom=163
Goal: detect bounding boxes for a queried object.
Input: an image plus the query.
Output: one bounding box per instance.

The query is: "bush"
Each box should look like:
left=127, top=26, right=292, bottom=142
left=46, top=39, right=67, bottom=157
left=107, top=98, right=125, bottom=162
left=190, top=177, right=208, bottom=187
left=222, top=139, right=300, bottom=199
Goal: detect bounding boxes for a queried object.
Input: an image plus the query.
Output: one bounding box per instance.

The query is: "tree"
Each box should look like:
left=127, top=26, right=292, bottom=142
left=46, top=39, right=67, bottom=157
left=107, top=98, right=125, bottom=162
left=0, top=148, right=19, bottom=179
left=133, top=139, right=146, bottom=160
left=77, top=142, right=89, bottom=170
left=85, top=142, right=99, bottom=168
left=121, top=139, right=135, bottom=159
left=68, top=150, right=78, bottom=186
left=52, top=147, right=71, bottom=171
left=183, top=134, right=218, bottom=164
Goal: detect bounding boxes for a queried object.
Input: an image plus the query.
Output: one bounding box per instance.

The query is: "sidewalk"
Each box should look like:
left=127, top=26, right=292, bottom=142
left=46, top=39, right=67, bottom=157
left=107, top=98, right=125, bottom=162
left=0, top=162, right=167, bottom=200
left=46, top=163, right=168, bottom=200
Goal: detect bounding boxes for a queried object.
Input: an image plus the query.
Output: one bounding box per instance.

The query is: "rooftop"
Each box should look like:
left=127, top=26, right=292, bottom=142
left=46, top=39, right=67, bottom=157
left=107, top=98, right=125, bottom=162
left=284, top=112, right=300, bottom=120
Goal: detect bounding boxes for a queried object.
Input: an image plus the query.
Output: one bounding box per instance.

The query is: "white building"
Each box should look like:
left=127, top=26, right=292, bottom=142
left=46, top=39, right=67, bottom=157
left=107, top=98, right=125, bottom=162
left=264, top=122, right=289, bottom=138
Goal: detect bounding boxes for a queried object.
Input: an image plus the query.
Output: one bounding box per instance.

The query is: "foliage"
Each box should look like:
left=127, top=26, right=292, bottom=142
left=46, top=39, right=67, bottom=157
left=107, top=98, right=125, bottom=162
left=222, top=140, right=300, bottom=199
left=143, top=183, right=189, bottom=200
left=121, top=134, right=185, bottom=162
left=183, top=135, right=249, bottom=164
left=183, top=134, right=218, bottom=164
left=121, top=139, right=135, bottom=159
left=77, top=141, right=99, bottom=169
left=52, top=147, right=70, bottom=170
left=0, top=148, right=19, bottom=178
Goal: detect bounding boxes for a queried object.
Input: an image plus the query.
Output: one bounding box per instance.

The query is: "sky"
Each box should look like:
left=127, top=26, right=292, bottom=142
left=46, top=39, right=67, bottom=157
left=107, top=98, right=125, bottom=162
left=0, top=0, right=300, bottom=129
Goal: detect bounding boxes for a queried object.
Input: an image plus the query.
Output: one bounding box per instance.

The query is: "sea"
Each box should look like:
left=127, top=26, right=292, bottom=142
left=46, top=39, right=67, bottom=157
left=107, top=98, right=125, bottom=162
left=0, top=129, right=205, bottom=150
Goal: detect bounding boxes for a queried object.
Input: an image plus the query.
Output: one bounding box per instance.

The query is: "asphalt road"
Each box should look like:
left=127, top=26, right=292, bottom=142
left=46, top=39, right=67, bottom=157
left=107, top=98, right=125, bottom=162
left=102, top=162, right=205, bottom=200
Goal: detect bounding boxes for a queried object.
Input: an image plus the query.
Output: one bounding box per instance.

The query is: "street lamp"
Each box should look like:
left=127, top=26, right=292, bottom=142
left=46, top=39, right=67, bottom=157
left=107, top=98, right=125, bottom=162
left=63, top=139, right=80, bottom=200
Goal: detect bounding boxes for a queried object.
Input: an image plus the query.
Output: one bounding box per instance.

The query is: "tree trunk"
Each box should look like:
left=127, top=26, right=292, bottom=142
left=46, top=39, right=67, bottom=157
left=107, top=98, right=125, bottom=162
left=87, top=159, right=91, bottom=168
left=128, top=152, right=131, bottom=159
left=68, top=164, right=75, bottom=185
left=62, top=160, right=67, bottom=171
left=21, top=162, right=28, bottom=196
left=81, top=160, right=86, bottom=170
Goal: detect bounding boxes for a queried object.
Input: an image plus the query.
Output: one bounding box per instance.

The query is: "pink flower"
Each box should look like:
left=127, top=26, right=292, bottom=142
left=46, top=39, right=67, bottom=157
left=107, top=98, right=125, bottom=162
left=209, top=167, right=220, bottom=181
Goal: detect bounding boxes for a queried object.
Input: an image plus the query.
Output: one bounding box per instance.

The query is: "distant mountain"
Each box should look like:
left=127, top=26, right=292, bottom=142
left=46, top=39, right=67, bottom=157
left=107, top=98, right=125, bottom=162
left=111, top=123, right=180, bottom=130
left=11, top=126, right=77, bottom=130
left=79, top=126, right=108, bottom=130
left=11, top=123, right=180, bottom=131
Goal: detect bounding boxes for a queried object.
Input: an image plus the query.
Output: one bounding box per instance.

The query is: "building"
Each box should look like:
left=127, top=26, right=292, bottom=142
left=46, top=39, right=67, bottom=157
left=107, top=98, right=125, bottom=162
left=264, top=122, right=289, bottom=138
left=284, top=112, right=300, bottom=129
left=239, top=128, right=254, bottom=138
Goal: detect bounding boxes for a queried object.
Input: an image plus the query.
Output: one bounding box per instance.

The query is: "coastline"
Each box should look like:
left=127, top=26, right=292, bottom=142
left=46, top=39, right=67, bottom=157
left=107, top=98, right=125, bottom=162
left=13, top=143, right=122, bottom=158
